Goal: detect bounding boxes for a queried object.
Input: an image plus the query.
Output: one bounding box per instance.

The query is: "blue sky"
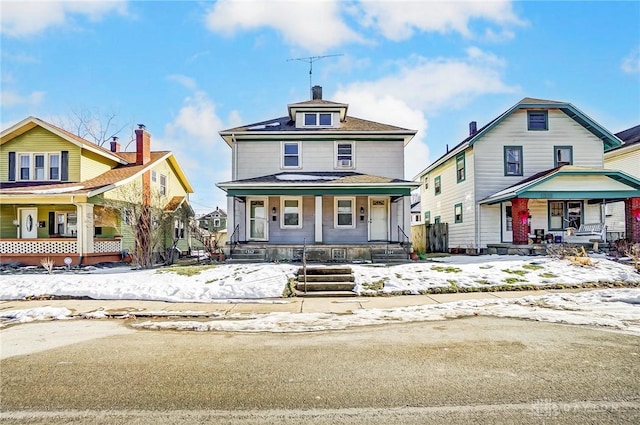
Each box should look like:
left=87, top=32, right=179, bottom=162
left=1, top=0, right=639, bottom=214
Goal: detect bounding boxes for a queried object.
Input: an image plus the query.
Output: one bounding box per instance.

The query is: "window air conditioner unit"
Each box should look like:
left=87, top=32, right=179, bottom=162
left=339, top=159, right=352, bottom=167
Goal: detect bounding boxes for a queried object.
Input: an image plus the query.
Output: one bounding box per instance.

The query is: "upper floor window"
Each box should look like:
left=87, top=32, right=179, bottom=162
left=554, top=146, right=573, bottom=167
left=456, top=153, right=465, bottom=183
left=304, top=113, right=332, bottom=127
left=151, top=170, right=157, bottom=183
left=282, top=142, right=301, bottom=168
left=335, top=197, right=355, bottom=228
left=159, top=174, right=167, bottom=196
left=336, top=141, right=354, bottom=168
left=454, top=203, right=463, bottom=223
left=434, top=176, right=442, bottom=195
left=504, top=146, right=523, bottom=176
left=16, top=152, right=61, bottom=182
left=281, top=197, right=302, bottom=228
left=49, top=154, right=60, bottom=180
left=19, top=154, right=30, bottom=180
left=528, top=111, right=548, bottom=131
left=213, top=218, right=220, bottom=228
left=422, top=175, right=429, bottom=189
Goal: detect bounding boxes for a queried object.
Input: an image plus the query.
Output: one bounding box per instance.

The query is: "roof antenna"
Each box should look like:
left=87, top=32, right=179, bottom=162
left=287, top=54, right=343, bottom=99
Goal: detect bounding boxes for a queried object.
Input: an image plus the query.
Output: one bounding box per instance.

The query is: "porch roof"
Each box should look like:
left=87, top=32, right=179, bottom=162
left=479, top=165, right=640, bottom=205
left=217, top=172, right=419, bottom=196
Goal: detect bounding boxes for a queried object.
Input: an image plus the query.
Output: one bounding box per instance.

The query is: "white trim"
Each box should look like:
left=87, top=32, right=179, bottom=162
left=368, top=197, right=389, bottom=240
left=334, top=196, right=355, bottom=229
left=314, top=196, right=323, bottom=243
left=246, top=197, right=268, bottom=241
left=280, top=196, right=303, bottom=229
left=303, top=112, right=333, bottom=127
left=281, top=141, right=302, bottom=169
left=334, top=140, right=355, bottom=169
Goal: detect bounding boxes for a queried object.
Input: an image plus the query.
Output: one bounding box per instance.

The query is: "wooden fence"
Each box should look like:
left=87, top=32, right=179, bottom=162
left=412, top=223, right=449, bottom=253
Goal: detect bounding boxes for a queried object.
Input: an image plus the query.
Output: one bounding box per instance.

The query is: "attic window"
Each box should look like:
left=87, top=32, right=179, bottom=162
left=528, top=111, right=548, bottom=131
left=304, top=113, right=332, bottom=127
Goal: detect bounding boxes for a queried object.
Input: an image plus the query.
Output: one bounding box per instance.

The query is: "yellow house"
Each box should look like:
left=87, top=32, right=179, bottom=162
left=0, top=117, right=194, bottom=266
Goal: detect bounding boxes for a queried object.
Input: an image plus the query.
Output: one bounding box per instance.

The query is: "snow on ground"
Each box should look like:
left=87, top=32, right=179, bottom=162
left=0, top=254, right=638, bottom=334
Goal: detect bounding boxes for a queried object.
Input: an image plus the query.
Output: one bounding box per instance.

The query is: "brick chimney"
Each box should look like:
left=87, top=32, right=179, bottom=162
left=312, top=85, right=322, bottom=100
left=135, top=124, right=151, bottom=165
left=110, top=136, right=120, bottom=153
left=469, top=121, right=477, bottom=136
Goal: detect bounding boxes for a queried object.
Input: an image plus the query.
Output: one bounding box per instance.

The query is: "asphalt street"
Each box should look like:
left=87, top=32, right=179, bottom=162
left=1, top=315, right=639, bottom=424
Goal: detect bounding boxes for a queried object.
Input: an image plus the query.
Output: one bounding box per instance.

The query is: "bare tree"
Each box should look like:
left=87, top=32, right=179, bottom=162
left=57, top=108, right=135, bottom=148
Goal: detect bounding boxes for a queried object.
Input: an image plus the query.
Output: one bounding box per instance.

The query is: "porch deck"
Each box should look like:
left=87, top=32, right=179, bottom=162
left=0, top=238, right=123, bottom=266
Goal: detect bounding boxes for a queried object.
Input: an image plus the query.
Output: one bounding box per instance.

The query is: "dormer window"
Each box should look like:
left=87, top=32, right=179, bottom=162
left=304, top=113, right=332, bottom=127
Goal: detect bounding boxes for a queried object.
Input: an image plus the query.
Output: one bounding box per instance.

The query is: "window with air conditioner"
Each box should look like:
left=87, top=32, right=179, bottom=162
left=335, top=141, right=354, bottom=168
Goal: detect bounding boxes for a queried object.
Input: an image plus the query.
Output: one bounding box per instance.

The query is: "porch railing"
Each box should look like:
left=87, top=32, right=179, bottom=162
left=0, top=238, right=121, bottom=254
left=397, top=225, right=411, bottom=255
left=227, top=224, right=240, bottom=258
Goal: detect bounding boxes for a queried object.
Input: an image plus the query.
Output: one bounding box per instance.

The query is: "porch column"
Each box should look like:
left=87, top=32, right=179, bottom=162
left=226, top=196, right=234, bottom=237
left=511, top=197, right=529, bottom=245
left=314, top=196, right=323, bottom=243
left=75, top=203, right=94, bottom=255
left=624, top=197, right=640, bottom=243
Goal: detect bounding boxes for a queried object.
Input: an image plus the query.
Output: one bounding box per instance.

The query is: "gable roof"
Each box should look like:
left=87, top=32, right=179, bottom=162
left=1, top=116, right=128, bottom=165
left=614, top=124, right=640, bottom=146
left=414, top=98, right=623, bottom=179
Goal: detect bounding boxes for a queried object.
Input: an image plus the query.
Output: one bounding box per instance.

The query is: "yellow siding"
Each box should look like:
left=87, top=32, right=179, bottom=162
left=80, top=149, right=115, bottom=181
left=0, top=127, right=81, bottom=182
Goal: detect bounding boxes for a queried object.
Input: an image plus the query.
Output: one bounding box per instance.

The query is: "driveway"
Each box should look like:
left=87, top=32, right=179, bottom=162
left=1, top=316, right=639, bottom=424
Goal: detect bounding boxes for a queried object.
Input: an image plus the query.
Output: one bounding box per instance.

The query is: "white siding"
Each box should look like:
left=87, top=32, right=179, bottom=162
left=474, top=109, right=605, bottom=201
left=420, top=148, right=476, bottom=248
left=604, top=147, right=639, bottom=236
left=235, top=139, right=405, bottom=180
left=533, top=174, right=632, bottom=192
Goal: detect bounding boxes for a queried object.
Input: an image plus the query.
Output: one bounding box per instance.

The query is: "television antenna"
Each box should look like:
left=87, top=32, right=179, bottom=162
left=287, top=54, right=343, bottom=99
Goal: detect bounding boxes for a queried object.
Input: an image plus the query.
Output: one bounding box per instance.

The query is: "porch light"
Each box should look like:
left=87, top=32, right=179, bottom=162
left=272, top=207, right=277, bottom=216
left=360, top=206, right=365, bottom=215
left=12, top=219, right=19, bottom=226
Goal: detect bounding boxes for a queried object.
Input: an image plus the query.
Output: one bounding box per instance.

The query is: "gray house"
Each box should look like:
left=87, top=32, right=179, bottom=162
left=217, top=86, right=419, bottom=262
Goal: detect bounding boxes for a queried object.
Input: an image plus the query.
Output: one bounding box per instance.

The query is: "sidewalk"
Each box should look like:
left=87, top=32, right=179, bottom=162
left=0, top=289, right=585, bottom=317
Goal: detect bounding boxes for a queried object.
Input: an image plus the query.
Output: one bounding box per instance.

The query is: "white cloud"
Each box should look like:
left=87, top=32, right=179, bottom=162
left=0, top=90, right=45, bottom=108
left=621, top=47, right=640, bottom=74
left=333, top=48, right=518, bottom=178
left=0, top=1, right=128, bottom=37
left=204, top=0, right=363, bottom=53
left=355, top=0, right=525, bottom=40
left=167, top=74, right=197, bottom=91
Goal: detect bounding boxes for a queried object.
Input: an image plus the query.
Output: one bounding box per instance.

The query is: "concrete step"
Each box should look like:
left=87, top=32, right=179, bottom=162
left=297, top=274, right=355, bottom=283
left=295, top=281, right=356, bottom=292
left=293, top=289, right=357, bottom=297
left=297, top=267, right=353, bottom=275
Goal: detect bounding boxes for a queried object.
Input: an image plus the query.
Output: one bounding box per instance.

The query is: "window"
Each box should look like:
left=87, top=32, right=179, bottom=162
left=281, top=197, right=302, bottom=228
left=504, top=146, right=523, bottom=176
left=423, top=175, right=429, bottom=189
left=19, top=154, right=30, bottom=180
left=56, top=212, right=77, bottom=236
left=174, top=218, right=185, bottom=239
left=424, top=211, right=430, bottom=224
left=434, top=216, right=441, bottom=224
left=151, top=170, right=157, bottom=183
left=213, top=218, right=220, bottom=228
left=159, top=174, right=167, bottom=195
left=434, top=176, right=441, bottom=195
left=122, top=208, right=133, bottom=225
left=335, top=197, right=355, bottom=228
left=454, top=203, right=463, bottom=223
left=549, top=201, right=583, bottom=230
left=336, top=142, right=354, bottom=168
left=528, top=111, right=548, bottom=131
left=554, top=146, right=573, bottom=167
left=304, top=112, right=332, bottom=127
left=49, top=154, right=60, bottom=180
left=34, top=155, right=45, bottom=180
left=283, top=142, right=300, bottom=168
left=456, top=153, right=465, bottom=183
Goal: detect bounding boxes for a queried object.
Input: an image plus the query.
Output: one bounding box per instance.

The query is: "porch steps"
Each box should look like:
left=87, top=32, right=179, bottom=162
left=370, top=247, right=410, bottom=264
left=295, top=266, right=357, bottom=297
left=225, top=248, right=267, bottom=263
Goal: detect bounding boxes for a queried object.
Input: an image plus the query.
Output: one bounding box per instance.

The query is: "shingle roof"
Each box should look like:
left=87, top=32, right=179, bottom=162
left=615, top=124, right=640, bottom=146
left=221, top=115, right=413, bottom=133
left=219, top=171, right=415, bottom=186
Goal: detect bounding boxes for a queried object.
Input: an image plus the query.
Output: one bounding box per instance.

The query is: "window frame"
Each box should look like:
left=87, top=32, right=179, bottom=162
left=280, top=196, right=303, bottom=229
left=434, top=175, right=442, bottom=196
left=335, top=141, right=354, bottom=168
left=455, top=152, right=466, bottom=183
left=424, top=211, right=430, bottom=224
left=334, top=197, right=355, bottom=229
left=554, top=145, right=573, bottom=167
left=504, top=146, right=523, bottom=176
left=548, top=200, right=583, bottom=230
left=527, top=110, right=548, bottom=131
left=48, top=153, right=60, bottom=180
left=454, top=203, right=463, bottom=223
left=303, top=112, right=333, bottom=127
left=18, top=153, right=30, bottom=181
left=151, top=170, right=157, bottom=183
left=282, top=141, right=301, bottom=169
left=434, top=216, right=441, bottom=224
left=159, top=174, right=167, bottom=196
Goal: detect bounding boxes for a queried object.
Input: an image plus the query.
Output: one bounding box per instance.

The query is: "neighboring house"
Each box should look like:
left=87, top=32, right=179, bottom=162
left=0, top=117, right=195, bottom=266
left=604, top=124, right=640, bottom=240
left=411, top=200, right=423, bottom=226
left=197, top=207, right=227, bottom=232
left=217, top=86, right=419, bottom=262
left=415, top=98, right=640, bottom=252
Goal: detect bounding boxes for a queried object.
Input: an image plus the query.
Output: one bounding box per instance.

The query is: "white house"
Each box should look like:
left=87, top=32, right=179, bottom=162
left=217, top=86, right=419, bottom=262
left=415, top=98, right=640, bottom=253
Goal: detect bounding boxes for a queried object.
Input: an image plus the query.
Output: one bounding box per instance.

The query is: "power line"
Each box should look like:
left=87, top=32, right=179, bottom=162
left=287, top=54, right=343, bottom=99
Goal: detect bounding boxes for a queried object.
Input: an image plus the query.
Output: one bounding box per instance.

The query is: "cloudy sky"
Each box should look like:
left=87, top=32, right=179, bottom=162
left=1, top=0, right=639, bottom=214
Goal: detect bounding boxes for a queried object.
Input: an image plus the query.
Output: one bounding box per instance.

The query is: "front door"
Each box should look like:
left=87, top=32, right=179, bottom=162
left=370, top=198, right=388, bottom=241
left=248, top=198, right=267, bottom=241
left=20, top=208, right=38, bottom=239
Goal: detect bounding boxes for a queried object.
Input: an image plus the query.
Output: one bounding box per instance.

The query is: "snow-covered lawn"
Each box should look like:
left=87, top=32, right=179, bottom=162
left=1, top=254, right=639, bottom=335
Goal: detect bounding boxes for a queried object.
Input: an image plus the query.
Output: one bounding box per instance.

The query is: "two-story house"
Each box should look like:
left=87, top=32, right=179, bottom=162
left=0, top=117, right=194, bottom=266
left=217, top=86, right=419, bottom=262
left=415, top=98, right=640, bottom=253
